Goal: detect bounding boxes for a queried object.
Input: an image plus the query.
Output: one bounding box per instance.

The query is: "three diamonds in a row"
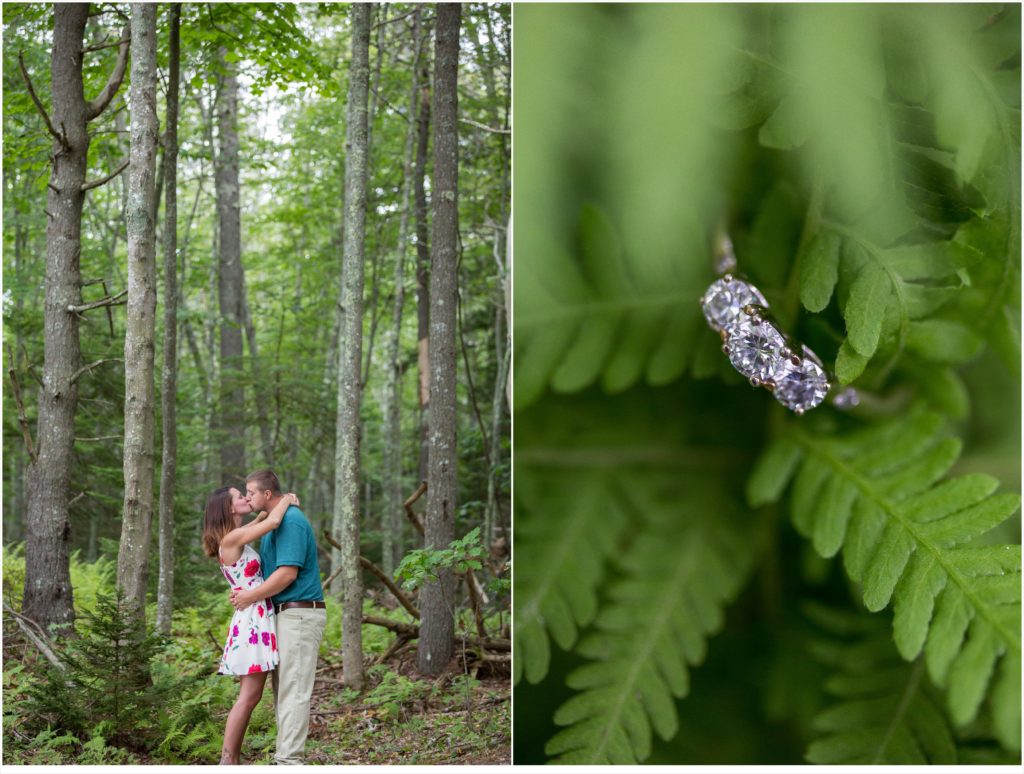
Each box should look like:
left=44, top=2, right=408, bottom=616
left=700, top=275, right=830, bottom=414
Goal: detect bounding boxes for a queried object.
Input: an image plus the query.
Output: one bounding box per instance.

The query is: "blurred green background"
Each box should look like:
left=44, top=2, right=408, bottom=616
left=512, top=3, right=1020, bottom=765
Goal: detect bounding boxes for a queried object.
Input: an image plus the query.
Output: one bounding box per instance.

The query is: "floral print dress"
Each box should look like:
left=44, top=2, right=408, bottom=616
left=218, top=544, right=279, bottom=676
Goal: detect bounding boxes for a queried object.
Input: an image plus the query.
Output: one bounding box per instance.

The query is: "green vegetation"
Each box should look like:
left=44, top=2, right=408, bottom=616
left=3, top=545, right=508, bottom=764
left=514, top=3, right=1019, bottom=765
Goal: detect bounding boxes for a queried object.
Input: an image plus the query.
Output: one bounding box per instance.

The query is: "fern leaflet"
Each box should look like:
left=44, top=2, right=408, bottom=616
left=513, top=469, right=629, bottom=685
left=546, top=487, right=760, bottom=764
left=804, top=606, right=958, bottom=764
left=749, top=407, right=1021, bottom=751
left=514, top=205, right=706, bottom=410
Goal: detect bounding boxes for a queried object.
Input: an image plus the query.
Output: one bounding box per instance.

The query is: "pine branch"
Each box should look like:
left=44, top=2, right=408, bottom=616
left=81, top=158, right=129, bottom=192
left=67, top=290, right=127, bottom=314
left=17, top=52, right=66, bottom=148
left=85, top=28, right=130, bottom=121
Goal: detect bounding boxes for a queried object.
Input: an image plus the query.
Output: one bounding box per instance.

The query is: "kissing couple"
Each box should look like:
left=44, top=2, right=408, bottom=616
left=201, top=469, right=327, bottom=765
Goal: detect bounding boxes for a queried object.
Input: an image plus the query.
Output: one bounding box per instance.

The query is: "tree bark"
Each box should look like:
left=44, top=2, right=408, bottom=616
left=215, top=47, right=245, bottom=485
left=413, top=25, right=432, bottom=484
left=117, top=2, right=159, bottom=617
left=477, top=7, right=511, bottom=549
left=381, top=7, right=425, bottom=578
left=23, top=3, right=126, bottom=630
left=333, top=2, right=370, bottom=690
left=156, top=3, right=181, bottom=636
left=417, top=2, right=460, bottom=677
left=241, top=283, right=274, bottom=465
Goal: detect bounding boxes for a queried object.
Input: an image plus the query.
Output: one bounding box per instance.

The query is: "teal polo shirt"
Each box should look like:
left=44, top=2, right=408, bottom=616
left=258, top=505, right=324, bottom=605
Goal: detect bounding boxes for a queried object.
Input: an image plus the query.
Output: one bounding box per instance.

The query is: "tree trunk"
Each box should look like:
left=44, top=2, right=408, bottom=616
left=241, top=284, right=274, bottom=465
left=413, top=28, right=432, bottom=484
left=156, top=3, right=181, bottom=636
left=117, top=2, right=159, bottom=617
left=382, top=7, right=425, bottom=577
left=333, top=2, right=370, bottom=690
left=7, top=181, right=27, bottom=545
left=215, top=47, right=245, bottom=485
left=23, top=3, right=127, bottom=630
left=476, top=8, right=511, bottom=549
left=418, top=2, right=460, bottom=677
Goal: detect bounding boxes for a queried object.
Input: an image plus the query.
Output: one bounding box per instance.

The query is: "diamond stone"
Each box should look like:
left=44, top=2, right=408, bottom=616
left=701, top=277, right=768, bottom=331
left=773, top=357, right=830, bottom=413
left=726, top=321, right=785, bottom=382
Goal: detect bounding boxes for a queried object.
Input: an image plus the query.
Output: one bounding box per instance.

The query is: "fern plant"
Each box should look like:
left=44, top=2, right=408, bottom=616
left=800, top=601, right=959, bottom=764
left=513, top=2, right=1020, bottom=764
left=750, top=406, right=1020, bottom=749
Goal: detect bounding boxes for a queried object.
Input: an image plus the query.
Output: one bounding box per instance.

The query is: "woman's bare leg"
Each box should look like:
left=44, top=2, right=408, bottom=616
left=220, top=671, right=268, bottom=764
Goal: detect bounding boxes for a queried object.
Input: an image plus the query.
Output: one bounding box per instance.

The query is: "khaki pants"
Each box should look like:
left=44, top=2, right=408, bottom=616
left=271, top=607, right=327, bottom=765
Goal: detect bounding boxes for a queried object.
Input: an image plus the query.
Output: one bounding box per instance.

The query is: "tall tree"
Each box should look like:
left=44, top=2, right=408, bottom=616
left=21, top=3, right=128, bottom=629
left=418, top=1, right=461, bottom=677
left=333, top=1, right=371, bottom=690
left=117, top=1, right=159, bottom=615
left=215, top=46, right=245, bottom=484
left=476, top=8, right=511, bottom=548
left=381, top=8, right=425, bottom=576
left=413, top=24, right=432, bottom=483
left=156, top=3, right=182, bottom=636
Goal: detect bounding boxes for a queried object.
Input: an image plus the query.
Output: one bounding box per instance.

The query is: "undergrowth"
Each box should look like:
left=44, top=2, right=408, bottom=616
left=2, top=543, right=504, bottom=765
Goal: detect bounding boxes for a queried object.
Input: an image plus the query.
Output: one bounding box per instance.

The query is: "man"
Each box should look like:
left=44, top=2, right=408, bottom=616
left=230, top=469, right=326, bottom=765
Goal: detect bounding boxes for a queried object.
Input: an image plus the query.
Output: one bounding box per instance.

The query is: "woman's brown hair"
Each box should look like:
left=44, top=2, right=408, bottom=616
left=201, top=486, right=235, bottom=558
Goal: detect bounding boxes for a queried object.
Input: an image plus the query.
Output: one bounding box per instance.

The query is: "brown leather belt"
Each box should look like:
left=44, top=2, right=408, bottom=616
left=275, top=600, right=326, bottom=614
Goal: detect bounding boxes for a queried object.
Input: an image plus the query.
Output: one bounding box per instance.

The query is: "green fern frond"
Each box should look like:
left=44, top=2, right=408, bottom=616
left=514, top=205, right=707, bottom=410
left=749, top=407, right=1021, bottom=751
left=545, top=494, right=760, bottom=764
left=740, top=4, right=1020, bottom=384
left=804, top=609, right=957, bottom=764
left=513, top=469, right=630, bottom=685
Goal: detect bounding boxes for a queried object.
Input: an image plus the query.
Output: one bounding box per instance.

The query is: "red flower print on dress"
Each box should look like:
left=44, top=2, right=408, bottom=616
left=257, top=604, right=264, bottom=618
left=248, top=664, right=262, bottom=674
left=244, top=559, right=260, bottom=578
left=271, top=633, right=277, bottom=651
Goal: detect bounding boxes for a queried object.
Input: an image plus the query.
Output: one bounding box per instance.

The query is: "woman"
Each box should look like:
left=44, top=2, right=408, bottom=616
left=202, top=486, right=299, bottom=765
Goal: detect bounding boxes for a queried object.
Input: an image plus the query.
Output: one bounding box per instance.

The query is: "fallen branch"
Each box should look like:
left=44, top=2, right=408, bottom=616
left=322, top=530, right=420, bottom=620
left=81, top=158, right=129, bottom=192
left=67, top=290, right=127, bottom=315
left=362, top=615, right=510, bottom=652
left=360, top=556, right=419, bottom=619
left=3, top=605, right=65, bottom=672
left=404, top=481, right=427, bottom=536
left=374, top=634, right=412, bottom=665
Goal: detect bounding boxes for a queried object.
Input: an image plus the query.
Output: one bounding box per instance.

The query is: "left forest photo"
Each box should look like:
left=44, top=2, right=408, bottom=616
left=2, top=2, right=510, bottom=765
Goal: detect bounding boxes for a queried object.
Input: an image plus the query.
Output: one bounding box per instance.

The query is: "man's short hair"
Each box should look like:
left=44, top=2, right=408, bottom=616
left=246, top=469, right=282, bottom=495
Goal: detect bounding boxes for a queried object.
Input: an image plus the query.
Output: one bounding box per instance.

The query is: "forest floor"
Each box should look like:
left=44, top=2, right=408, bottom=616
left=295, top=650, right=511, bottom=765
left=3, top=625, right=511, bottom=766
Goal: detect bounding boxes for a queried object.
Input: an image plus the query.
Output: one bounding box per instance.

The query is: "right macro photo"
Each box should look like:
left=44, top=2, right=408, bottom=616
left=512, top=3, right=1021, bottom=767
